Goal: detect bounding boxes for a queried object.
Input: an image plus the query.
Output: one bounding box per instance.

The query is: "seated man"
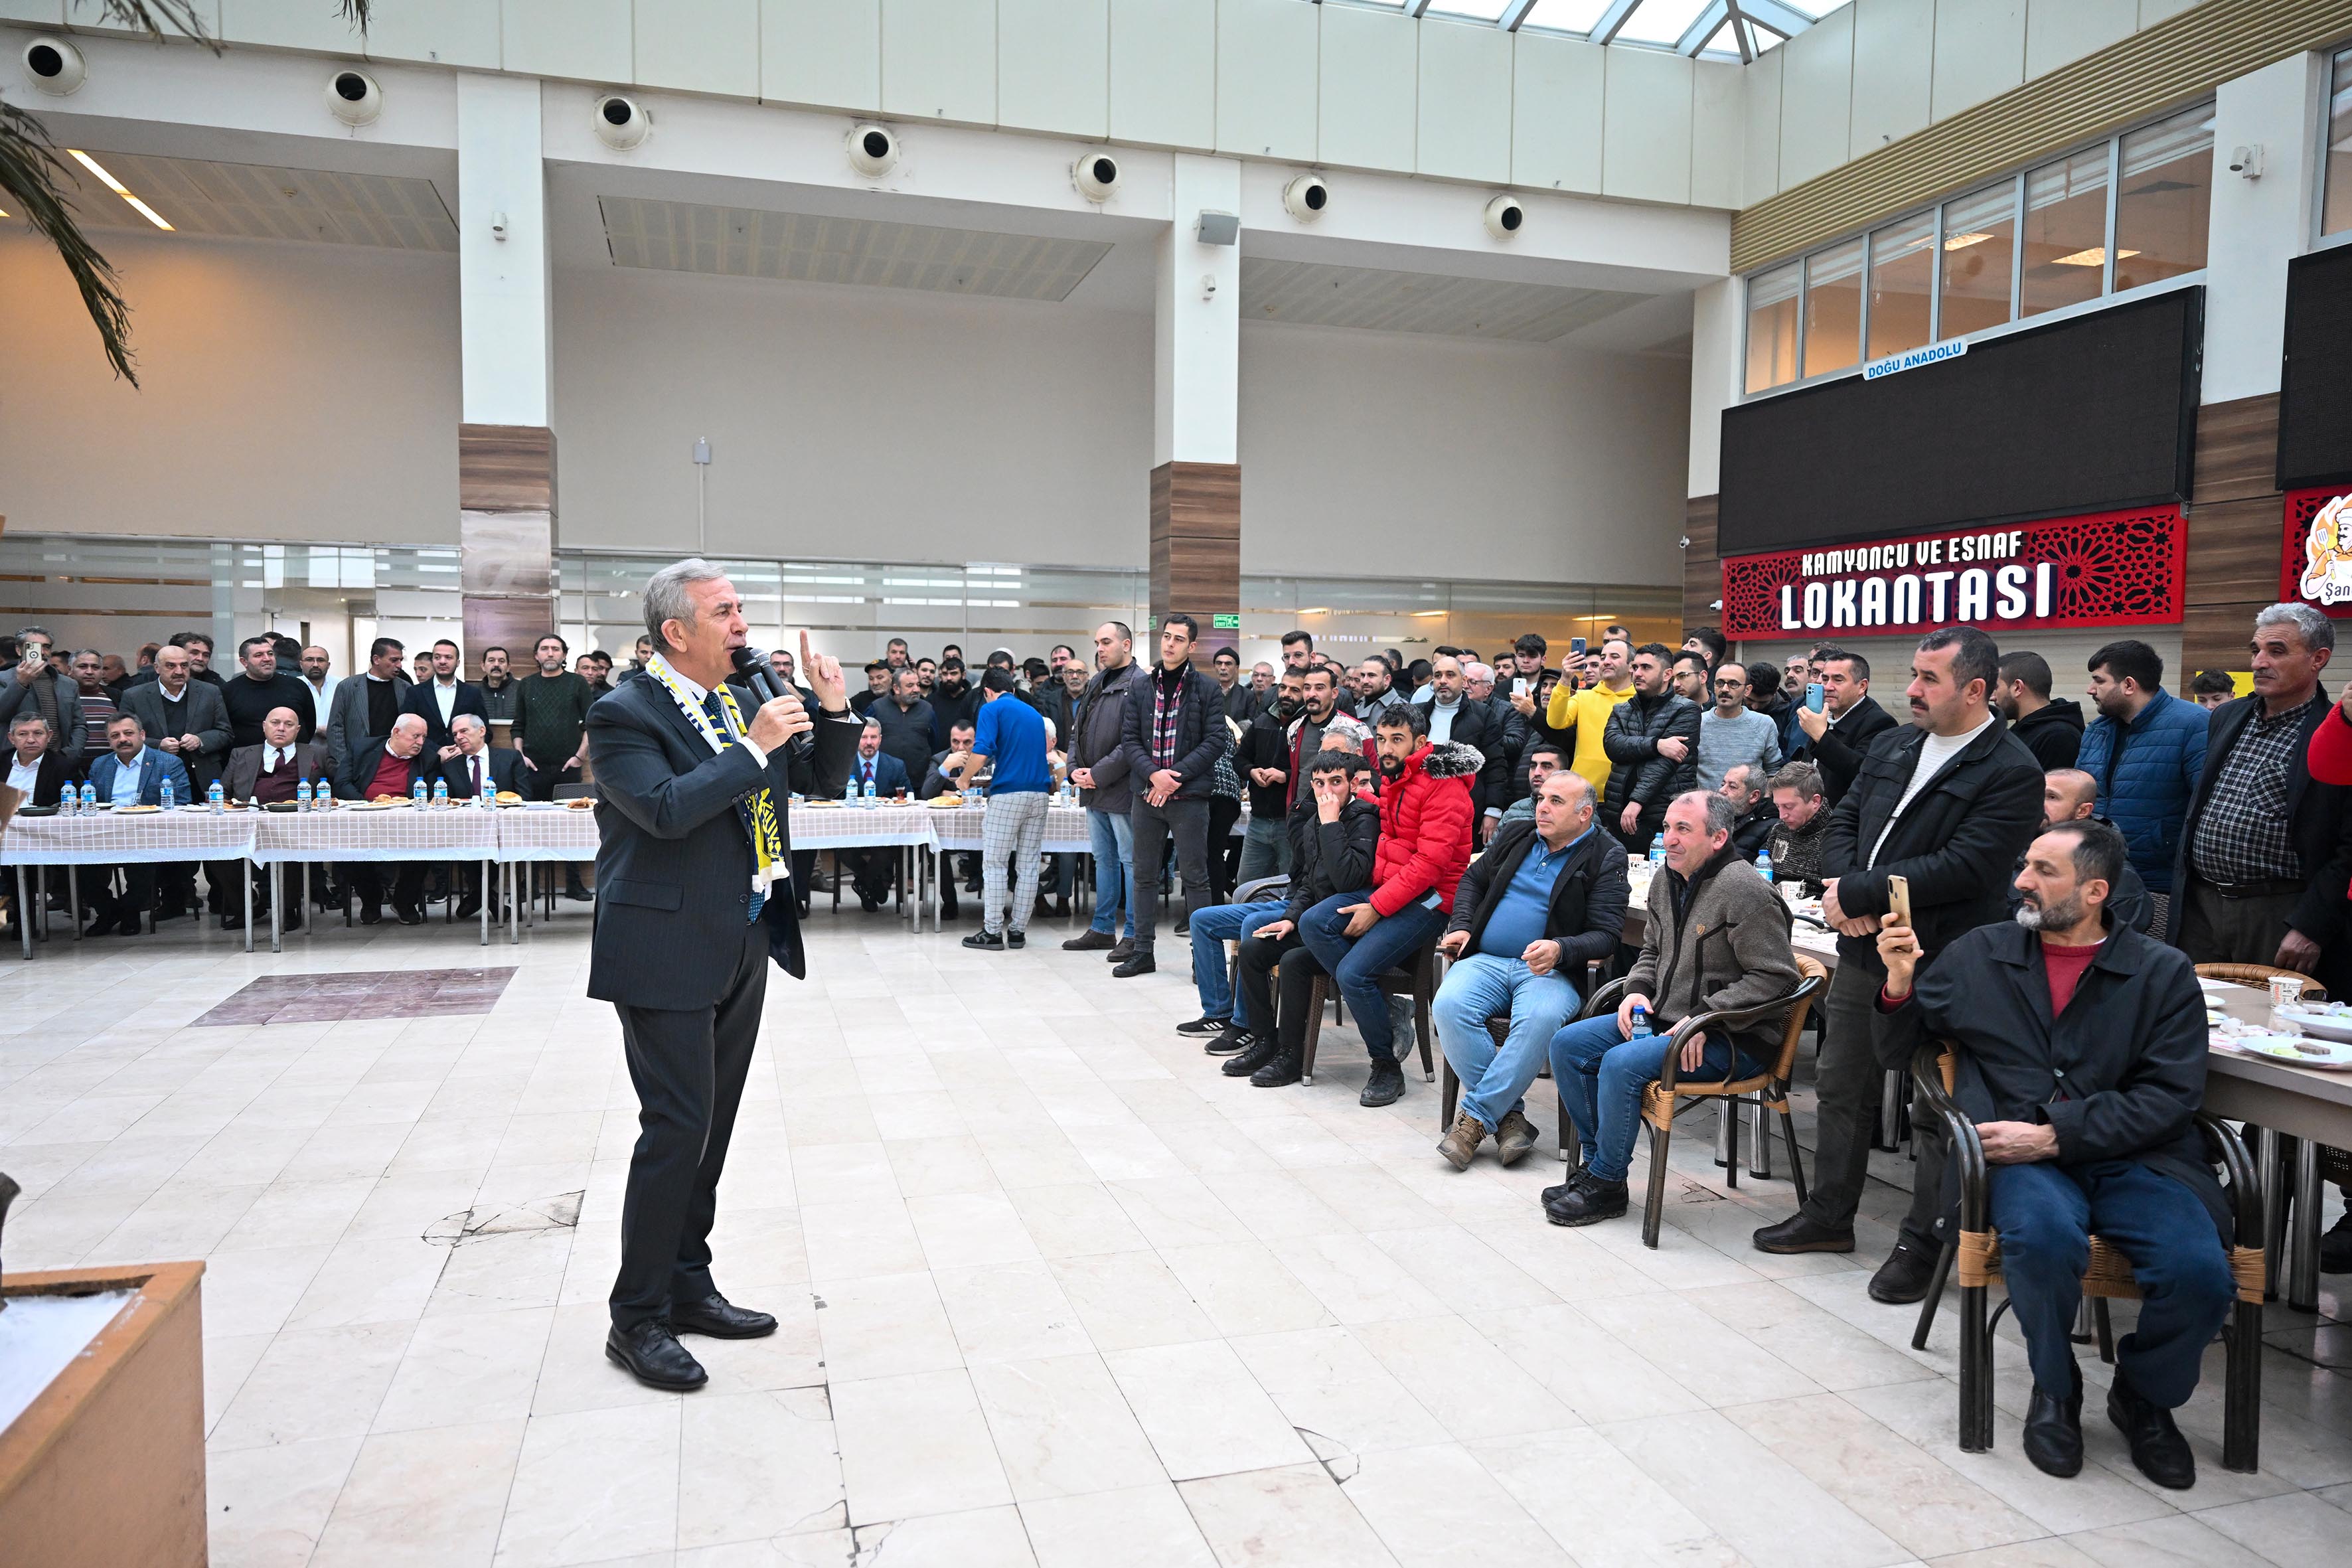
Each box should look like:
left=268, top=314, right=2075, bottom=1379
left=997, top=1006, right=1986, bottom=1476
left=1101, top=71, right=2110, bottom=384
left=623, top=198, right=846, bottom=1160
left=1718, top=763, right=1778, bottom=861
left=1184, top=747, right=1376, bottom=1061
left=916, top=718, right=977, bottom=920
left=1297, top=706, right=1482, bottom=1107
left=840, top=718, right=912, bottom=911
left=222, top=704, right=333, bottom=931
left=4, top=711, right=70, bottom=808
left=1494, top=742, right=1565, bottom=830
left=1764, top=761, right=1830, bottom=896
left=1432, top=771, right=1626, bottom=1169
left=1546, top=790, right=1800, bottom=1227
left=438, top=713, right=524, bottom=918
left=2005, top=769, right=2152, bottom=934
left=80, top=713, right=193, bottom=937
left=335, top=713, right=433, bottom=924
left=1221, top=750, right=1385, bottom=1086
left=1875, top=818, right=2229, bottom=1490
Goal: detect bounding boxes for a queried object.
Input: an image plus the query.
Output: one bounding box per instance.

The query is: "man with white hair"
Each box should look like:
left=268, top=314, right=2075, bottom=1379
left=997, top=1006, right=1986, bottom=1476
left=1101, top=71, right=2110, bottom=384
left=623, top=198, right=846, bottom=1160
left=336, top=712, right=435, bottom=924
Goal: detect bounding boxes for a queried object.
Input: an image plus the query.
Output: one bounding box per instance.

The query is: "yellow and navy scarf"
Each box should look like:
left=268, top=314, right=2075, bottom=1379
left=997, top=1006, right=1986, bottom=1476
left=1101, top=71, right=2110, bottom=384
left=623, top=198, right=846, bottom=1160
left=646, top=653, right=785, bottom=902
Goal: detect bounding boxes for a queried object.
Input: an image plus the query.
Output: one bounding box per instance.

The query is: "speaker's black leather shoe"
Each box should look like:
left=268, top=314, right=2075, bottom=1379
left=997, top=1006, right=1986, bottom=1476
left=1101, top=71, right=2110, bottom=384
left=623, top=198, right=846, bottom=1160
left=1751, top=1213, right=1855, bottom=1254
left=1868, top=1239, right=1939, bottom=1303
left=670, top=1293, right=777, bottom=1340
left=2108, top=1372, right=2195, bottom=1488
left=2023, top=1372, right=2083, bottom=1478
left=605, top=1320, right=708, bottom=1390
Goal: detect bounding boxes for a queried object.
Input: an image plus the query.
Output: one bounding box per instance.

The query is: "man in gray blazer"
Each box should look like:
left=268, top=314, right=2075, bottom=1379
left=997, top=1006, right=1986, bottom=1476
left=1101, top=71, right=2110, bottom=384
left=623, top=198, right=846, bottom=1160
left=119, top=643, right=238, bottom=918
left=327, top=637, right=413, bottom=782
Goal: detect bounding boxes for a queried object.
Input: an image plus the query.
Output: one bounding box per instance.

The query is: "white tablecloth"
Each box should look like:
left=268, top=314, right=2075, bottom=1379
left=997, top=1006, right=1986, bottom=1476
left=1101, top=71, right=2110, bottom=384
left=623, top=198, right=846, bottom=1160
left=929, top=801, right=1094, bottom=854
left=493, top=806, right=602, bottom=863
left=252, top=806, right=501, bottom=863
left=0, top=807, right=258, bottom=866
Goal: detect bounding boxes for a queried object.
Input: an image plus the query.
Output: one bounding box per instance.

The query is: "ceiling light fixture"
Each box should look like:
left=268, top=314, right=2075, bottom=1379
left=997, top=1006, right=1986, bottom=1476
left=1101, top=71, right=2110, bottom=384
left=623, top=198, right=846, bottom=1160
left=1942, top=232, right=1992, bottom=250
left=67, top=149, right=173, bottom=230
left=2051, top=246, right=2137, bottom=267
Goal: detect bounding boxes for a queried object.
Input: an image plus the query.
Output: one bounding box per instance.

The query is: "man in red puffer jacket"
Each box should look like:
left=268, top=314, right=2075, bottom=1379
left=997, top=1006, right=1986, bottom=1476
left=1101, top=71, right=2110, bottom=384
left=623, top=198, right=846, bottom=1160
left=1297, top=704, right=1484, bottom=1107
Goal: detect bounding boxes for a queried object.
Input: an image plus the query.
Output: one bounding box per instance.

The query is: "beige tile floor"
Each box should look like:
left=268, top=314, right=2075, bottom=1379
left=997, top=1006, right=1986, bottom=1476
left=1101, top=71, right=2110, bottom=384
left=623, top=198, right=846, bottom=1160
left=4, top=900, right=2350, bottom=1567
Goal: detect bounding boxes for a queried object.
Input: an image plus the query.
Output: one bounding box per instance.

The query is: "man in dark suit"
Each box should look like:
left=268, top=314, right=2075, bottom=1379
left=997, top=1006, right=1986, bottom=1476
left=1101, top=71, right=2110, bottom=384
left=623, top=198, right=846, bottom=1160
left=838, top=718, right=912, bottom=912
left=80, top=714, right=195, bottom=937
left=1791, top=648, right=1899, bottom=804
left=398, top=638, right=489, bottom=757
left=434, top=714, right=525, bottom=918
left=119, top=642, right=235, bottom=917
left=327, top=637, right=410, bottom=782
left=4, top=711, right=71, bottom=808
left=222, top=705, right=334, bottom=930
left=334, top=713, right=434, bottom=925
left=588, top=564, right=857, bottom=1392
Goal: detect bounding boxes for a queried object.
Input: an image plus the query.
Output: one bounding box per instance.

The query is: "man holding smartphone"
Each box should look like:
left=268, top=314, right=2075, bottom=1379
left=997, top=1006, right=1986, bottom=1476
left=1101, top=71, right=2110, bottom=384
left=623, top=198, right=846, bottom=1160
left=1752, top=629, right=2043, bottom=1306
left=1792, top=649, right=1897, bottom=804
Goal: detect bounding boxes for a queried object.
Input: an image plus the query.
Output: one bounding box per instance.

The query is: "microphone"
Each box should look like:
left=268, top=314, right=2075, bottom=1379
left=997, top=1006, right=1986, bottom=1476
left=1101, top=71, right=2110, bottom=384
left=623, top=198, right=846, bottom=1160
left=732, top=645, right=816, bottom=763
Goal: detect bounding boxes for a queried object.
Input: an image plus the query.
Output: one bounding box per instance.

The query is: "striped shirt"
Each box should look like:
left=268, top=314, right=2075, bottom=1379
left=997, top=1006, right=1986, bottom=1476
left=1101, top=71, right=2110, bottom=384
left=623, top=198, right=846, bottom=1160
left=78, top=690, right=116, bottom=753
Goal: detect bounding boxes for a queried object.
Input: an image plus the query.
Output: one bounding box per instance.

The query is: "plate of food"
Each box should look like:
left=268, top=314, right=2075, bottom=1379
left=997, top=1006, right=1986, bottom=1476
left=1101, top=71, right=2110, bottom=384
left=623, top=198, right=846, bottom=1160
left=495, top=791, right=526, bottom=807
left=116, top=804, right=162, bottom=815
left=350, top=800, right=398, bottom=812
left=2278, top=1004, right=2352, bottom=1046
left=928, top=793, right=965, bottom=809
left=805, top=799, right=842, bottom=809
left=2233, top=1033, right=2352, bottom=1070
left=562, top=797, right=595, bottom=810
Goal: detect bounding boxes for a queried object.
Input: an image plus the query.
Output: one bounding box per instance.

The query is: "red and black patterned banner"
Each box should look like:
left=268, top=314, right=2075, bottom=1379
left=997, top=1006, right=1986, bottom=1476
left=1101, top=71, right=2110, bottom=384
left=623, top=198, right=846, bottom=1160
left=2284, top=486, right=2352, bottom=621
left=1720, top=505, right=2187, bottom=641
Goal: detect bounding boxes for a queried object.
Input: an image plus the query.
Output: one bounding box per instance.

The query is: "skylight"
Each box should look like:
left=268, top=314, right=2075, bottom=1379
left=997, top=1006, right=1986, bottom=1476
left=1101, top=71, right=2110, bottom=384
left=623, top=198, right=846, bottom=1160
left=1331, top=1, right=1846, bottom=60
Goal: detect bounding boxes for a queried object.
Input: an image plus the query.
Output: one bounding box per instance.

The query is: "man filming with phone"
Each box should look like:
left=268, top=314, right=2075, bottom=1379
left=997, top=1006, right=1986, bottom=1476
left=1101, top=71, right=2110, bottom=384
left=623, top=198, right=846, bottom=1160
left=1751, top=629, right=2043, bottom=1304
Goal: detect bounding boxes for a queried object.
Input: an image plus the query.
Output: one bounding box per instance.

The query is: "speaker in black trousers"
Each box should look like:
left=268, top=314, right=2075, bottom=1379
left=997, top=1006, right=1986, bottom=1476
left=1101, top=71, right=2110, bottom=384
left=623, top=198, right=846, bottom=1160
left=611, top=915, right=767, bottom=1330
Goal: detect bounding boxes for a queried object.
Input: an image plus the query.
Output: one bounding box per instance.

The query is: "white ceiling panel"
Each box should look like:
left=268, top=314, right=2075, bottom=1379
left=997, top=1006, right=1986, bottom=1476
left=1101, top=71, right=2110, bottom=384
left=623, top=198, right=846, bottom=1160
left=1238, top=254, right=1645, bottom=340
left=54, top=151, right=457, bottom=251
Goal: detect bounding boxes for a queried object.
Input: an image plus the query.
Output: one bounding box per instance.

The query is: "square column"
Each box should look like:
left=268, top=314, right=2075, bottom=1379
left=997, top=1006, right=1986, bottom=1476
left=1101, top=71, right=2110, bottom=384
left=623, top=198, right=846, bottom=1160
left=456, top=74, right=556, bottom=671
left=1151, top=154, right=1243, bottom=631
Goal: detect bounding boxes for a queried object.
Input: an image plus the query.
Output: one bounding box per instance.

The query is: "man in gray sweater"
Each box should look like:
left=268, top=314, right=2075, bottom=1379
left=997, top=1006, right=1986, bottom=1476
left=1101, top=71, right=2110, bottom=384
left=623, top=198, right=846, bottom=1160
left=1695, top=660, right=1782, bottom=793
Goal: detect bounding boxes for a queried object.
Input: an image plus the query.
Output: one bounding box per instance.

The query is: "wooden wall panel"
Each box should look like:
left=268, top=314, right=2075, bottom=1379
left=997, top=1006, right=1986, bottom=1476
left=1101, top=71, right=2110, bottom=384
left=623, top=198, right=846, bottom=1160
left=1148, top=460, right=1240, bottom=629
left=1683, top=495, right=1720, bottom=641
left=457, top=424, right=558, bottom=513
left=457, top=424, right=558, bottom=678
left=2183, top=393, right=2284, bottom=685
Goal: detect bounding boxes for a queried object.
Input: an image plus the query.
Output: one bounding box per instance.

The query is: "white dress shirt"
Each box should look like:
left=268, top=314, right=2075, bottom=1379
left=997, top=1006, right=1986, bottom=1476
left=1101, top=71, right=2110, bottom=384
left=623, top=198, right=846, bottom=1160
left=7, top=753, right=40, bottom=796
left=433, top=678, right=458, bottom=724
left=262, top=744, right=293, bottom=774
left=302, top=676, right=332, bottom=729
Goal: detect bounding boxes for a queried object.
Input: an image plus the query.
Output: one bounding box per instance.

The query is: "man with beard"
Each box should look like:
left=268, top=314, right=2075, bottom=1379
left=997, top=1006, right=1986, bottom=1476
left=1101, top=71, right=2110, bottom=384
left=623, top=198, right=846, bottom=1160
left=1717, top=763, right=1779, bottom=860
left=2007, top=769, right=2152, bottom=933
left=2075, top=640, right=2205, bottom=937
left=1764, top=761, right=1832, bottom=896
left=1350, top=657, right=1406, bottom=727
left=1996, top=651, right=2084, bottom=770
left=1599, top=644, right=1701, bottom=854
left=477, top=645, right=518, bottom=729
left=1753, top=629, right=2042, bottom=1306
left=1235, top=668, right=1308, bottom=882
left=928, top=658, right=980, bottom=752
left=1873, top=819, right=2228, bottom=1491
left=1111, top=615, right=1230, bottom=977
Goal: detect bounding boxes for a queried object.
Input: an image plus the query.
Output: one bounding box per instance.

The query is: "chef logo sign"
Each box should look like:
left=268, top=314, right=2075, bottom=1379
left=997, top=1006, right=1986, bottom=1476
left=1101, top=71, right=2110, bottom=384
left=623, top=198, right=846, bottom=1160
left=2285, top=488, right=2352, bottom=618
left=1719, top=505, right=2187, bottom=640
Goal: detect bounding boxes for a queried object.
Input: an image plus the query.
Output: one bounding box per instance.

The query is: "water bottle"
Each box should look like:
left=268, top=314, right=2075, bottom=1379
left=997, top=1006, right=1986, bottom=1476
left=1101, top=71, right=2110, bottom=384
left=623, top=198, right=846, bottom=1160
left=160, top=776, right=175, bottom=811
left=1754, top=850, right=1774, bottom=886
left=479, top=777, right=497, bottom=810
left=207, top=780, right=224, bottom=815
left=844, top=777, right=859, bottom=809
left=862, top=777, right=876, bottom=809
left=431, top=777, right=449, bottom=809
left=82, top=781, right=98, bottom=813
left=1648, top=834, right=1666, bottom=870
left=412, top=777, right=428, bottom=809
left=1630, top=1004, right=1652, bottom=1040
left=295, top=778, right=312, bottom=812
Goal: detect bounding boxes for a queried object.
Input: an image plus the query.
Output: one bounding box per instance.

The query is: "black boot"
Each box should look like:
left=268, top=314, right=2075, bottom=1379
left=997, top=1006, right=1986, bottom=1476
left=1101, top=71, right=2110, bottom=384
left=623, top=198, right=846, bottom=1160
left=1222, top=1034, right=1280, bottom=1077
left=1251, top=1038, right=1303, bottom=1087
left=2107, top=1370, right=2195, bottom=1489
left=1112, top=947, right=1156, bottom=977
left=1360, top=1055, right=1405, bottom=1108
left=1868, top=1239, right=1939, bottom=1303
left=2023, top=1367, right=2084, bottom=1478
left=1543, top=1176, right=1629, bottom=1227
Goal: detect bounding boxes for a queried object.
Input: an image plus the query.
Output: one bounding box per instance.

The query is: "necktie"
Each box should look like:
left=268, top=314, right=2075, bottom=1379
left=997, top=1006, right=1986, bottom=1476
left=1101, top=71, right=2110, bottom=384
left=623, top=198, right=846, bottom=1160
left=473, top=755, right=484, bottom=796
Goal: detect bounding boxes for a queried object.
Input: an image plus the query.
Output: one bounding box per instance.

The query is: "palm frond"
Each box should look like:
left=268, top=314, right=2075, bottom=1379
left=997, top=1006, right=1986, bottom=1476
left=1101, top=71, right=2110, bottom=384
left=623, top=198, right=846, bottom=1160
left=87, top=2, right=220, bottom=52
left=0, top=98, right=135, bottom=383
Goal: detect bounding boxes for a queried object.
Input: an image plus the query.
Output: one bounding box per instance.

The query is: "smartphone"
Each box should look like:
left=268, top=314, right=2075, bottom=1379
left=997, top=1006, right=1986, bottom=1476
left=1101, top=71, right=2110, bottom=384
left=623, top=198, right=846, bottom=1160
left=1569, top=636, right=1587, bottom=655
left=1887, top=874, right=1913, bottom=929
left=1805, top=682, right=1825, bottom=712
left=1512, top=676, right=1529, bottom=698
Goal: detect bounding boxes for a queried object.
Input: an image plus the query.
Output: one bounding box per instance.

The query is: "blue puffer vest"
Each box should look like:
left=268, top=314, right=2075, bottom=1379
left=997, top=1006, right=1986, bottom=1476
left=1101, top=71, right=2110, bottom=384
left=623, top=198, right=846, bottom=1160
left=2075, top=686, right=2208, bottom=893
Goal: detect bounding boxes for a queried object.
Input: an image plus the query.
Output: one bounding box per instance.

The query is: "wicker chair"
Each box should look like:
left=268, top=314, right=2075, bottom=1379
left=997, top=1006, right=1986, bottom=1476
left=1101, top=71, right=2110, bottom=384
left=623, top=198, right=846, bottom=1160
left=1907, top=1042, right=2266, bottom=1470
left=1626, top=955, right=1827, bottom=1247
left=2193, top=963, right=2327, bottom=1001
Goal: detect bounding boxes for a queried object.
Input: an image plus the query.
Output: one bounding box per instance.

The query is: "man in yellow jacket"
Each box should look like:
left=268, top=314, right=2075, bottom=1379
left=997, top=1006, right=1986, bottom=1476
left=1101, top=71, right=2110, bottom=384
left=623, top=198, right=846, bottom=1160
left=1543, top=637, right=1638, bottom=797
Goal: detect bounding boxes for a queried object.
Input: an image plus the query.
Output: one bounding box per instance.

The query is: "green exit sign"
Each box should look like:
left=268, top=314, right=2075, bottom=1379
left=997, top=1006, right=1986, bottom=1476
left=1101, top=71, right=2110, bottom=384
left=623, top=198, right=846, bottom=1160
left=1212, top=613, right=1240, bottom=630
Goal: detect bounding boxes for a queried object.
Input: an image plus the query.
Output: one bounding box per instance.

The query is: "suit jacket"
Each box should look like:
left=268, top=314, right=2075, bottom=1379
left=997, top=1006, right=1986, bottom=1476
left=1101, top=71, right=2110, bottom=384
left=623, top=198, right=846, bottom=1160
left=2168, top=685, right=2352, bottom=1001
left=335, top=738, right=433, bottom=801
left=4, top=750, right=72, bottom=808
left=326, top=672, right=411, bottom=780
left=222, top=740, right=334, bottom=801
left=842, top=750, right=911, bottom=799
left=83, top=747, right=193, bottom=807
left=1796, top=694, right=1899, bottom=804
left=586, top=668, right=859, bottom=1007
left=439, top=744, right=525, bottom=800
left=120, top=679, right=234, bottom=791
left=0, top=670, right=91, bottom=764
left=398, top=678, right=490, bottom=757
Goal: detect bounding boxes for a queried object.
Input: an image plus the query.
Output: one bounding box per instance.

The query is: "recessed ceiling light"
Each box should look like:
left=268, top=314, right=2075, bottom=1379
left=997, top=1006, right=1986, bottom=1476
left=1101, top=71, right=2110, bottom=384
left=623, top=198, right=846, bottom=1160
left=1942, top=232, right=1993, bottom=251
left=68, top=149, right=174, bottom=230
left=2051, top=246, right=2138, bottom=267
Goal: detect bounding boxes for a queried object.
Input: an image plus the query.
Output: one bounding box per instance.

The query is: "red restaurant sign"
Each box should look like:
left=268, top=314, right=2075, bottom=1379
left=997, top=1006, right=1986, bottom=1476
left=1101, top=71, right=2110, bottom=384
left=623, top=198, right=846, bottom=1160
left=2284, top=486, right=2352, bottom=620
left=1720, top=505, right=2187, bottom=641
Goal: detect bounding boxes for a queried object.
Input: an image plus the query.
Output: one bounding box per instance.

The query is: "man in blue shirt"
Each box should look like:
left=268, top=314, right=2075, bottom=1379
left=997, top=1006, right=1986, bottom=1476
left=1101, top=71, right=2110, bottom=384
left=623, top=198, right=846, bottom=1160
left=957, top=667, right=1054, bottom=951
left=1429, top=771, right=1627, bottom=1168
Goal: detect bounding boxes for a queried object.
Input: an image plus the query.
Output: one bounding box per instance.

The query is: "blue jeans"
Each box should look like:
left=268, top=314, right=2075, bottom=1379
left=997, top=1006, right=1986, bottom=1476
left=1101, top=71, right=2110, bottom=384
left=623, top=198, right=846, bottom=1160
left=1189, top=898, right=1287, bottom=1023
left=1990, top=1160, right=2234, bottom=1407
left=1298, top=888, right=1449, bottom=1060
left=1086, top=806, right=1135, bottom=937
left=1549, top=1016, right=1750, bottom=1184
left=1235, top=815, right=1291, bottom=886
left=1431, top=953, right=1580, bottom=1131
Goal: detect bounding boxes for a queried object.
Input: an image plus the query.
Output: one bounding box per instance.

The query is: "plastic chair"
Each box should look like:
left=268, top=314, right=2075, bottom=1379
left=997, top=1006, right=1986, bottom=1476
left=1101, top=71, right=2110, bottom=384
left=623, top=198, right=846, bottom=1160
left=1299, top=939, right=1439, bottom=1085
left=1907, top=1042, right=2266, bottom=1470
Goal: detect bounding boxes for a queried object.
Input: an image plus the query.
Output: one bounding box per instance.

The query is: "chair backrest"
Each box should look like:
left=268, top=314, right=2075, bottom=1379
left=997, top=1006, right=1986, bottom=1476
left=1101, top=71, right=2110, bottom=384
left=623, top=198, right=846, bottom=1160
left=1766, top=955, right=1830, bottom=1080
left=2195, top=962, right=2327, bottom=1002
left=552, top=782, right=594, bottom=801
left=1233, top=874, right=1291, bottom=905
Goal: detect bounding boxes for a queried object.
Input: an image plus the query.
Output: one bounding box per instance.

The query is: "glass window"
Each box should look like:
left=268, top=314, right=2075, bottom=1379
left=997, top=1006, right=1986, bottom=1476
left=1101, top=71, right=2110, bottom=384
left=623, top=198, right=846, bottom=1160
left=1938, top=182, right=2016, bottom=339
left=1803, top=239, right=1863, bottom=378
left=2322, top=48, right=2352, bottom=238
left=1745, top=262, right=1801, bottom=393
left=2113, top=104, right=2211, bottom=291
left=2019, top=147, right=2110, bottom=317
left=1866, top=213, right=1934, bottom=360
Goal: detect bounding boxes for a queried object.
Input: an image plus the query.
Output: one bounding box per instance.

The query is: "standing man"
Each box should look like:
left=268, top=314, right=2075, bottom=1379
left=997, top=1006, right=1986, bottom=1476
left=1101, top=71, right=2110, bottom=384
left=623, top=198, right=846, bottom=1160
left=295, top=645, right=335, bottom=736
left=1695, top=659, right=1782, bottom=793
left=868, top=666, right=936, bottom=787
left=1600, top=644, right=1701, bottom=854
left=2075, top=640, right=2205, bottom=936
left=1351, top=657, right=1406, bottom=727
left=2171, top=603, right=2349, bottom=1002
left=219, top=635, right=318, bottom=752
left=1063, top=621, right=1141, bottom=956
left=1670, top=651, right=1712, bottom=706
left=514, top=633, right=597, bottom=902
left=66, top=651, right=118, bottom=757
left=928, top=658, right=980, bottom=750
left=477, top=645, right=518, bottom=731
left=399, top=638, right=486, bottom=757
left=1236, top=669, right=1306, bottom=882
left=957, top=668, right=1054, bottom=951
left=1791, top=649, right=1897, bottom=804
left=1752, top=629, right=2043, bottom=1302
left=1413, top=653, right=1510, bottom=844
left=1539, top=637, right=1636, bottom=799
left=589, top=562, right=858, bottom=1393
left=326, top=637, right=408, bottom=781
left=0, top=635, right=84, bottom=765
left=122, top=643, right=232, bottom=917
left=1996, top=651, right=2083, bottom=770
left=1113, top=614, right=1231, bottom=977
